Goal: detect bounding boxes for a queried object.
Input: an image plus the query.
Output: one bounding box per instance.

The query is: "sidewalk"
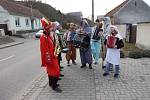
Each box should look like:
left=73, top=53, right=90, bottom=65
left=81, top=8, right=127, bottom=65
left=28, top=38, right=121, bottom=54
left=0, top=36, right=25, bottom=49
left=19, top=52, right=150, bottom=100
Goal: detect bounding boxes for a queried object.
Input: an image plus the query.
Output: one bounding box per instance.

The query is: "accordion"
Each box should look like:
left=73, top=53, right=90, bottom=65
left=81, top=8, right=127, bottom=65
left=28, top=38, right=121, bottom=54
left=72, top=34, right=90, bottom=48
left=107, top=35, right=117, bottom=48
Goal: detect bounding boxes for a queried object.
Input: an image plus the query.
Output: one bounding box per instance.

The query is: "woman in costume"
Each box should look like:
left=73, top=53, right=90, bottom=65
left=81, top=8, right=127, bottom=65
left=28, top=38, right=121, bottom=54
left=103, top=25, right=124, bottom=78
left=79, top=19, right=93, bottom=69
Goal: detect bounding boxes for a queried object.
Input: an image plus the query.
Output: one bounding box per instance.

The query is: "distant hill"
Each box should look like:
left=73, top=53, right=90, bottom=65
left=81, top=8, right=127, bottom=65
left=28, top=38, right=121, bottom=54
left=15, top=1, right=94, bottom=28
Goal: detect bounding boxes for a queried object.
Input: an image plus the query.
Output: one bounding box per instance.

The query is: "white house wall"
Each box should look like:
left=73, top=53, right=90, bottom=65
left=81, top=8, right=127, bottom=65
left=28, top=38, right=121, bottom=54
left=9, top=15, right=32, bottom=32
left=136, top=23, right=150, bottom=50
left=115, top=24, right=126, bottom=39
left=0, top=6, right=9, bottom=24
left=9, top=15, right=42, bottom=32
left=0, top=6, right=42, bottom=35
left=115, top=0, right=150, bottom=24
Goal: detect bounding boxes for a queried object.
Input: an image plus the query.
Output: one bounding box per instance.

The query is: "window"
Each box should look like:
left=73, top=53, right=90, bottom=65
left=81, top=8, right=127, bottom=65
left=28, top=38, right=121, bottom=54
left=15, top=17, right=21, bottom=27
left=25, top=19, right=30, bottom=26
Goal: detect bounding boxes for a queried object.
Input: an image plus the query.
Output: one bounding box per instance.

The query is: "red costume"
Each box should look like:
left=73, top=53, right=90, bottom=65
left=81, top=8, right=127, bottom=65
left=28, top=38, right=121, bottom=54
left=40, top=34, right=60, bottom=77
left=40, top=18, right=62, bottom=93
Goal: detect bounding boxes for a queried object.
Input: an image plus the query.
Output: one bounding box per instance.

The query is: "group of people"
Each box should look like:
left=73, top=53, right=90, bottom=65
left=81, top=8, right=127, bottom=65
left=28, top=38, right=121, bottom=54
left=64, top=19, right=93, bottom=69
left=39, top=17, right=124, bottom=93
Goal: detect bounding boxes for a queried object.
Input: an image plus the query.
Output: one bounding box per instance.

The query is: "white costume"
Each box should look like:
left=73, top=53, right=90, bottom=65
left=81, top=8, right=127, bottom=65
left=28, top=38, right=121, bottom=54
left=105, top=33, right=123, bottom=65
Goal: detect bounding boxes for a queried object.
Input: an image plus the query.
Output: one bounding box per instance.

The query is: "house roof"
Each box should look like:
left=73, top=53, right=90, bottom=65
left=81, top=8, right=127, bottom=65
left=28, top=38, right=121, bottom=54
left=0, top=0, right=43, bottom=18
left=105, top=0, right=129, bottom=17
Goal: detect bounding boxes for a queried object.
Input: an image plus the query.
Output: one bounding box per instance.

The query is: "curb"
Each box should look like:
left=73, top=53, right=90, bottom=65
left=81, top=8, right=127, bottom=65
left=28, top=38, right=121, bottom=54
left=28, top=75, right=48, bottom=100
left=0, top=42, right=24, bottom=49
left=13, top=72, right=48, bottom=100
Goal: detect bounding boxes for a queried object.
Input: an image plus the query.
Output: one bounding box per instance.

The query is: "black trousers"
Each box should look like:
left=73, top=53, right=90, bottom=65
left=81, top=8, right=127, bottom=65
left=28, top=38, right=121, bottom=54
left=48, top=76, right=59, bottom=89
left=58, top=53, right=62, bottom=67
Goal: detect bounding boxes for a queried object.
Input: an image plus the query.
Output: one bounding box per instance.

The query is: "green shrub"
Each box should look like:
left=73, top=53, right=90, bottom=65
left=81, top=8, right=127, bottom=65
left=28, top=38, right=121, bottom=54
left=120, top=51, right=125, bottom=58
left=142, top=50, right=150, bottom=58
left=128, top=51, right=143, bottom=59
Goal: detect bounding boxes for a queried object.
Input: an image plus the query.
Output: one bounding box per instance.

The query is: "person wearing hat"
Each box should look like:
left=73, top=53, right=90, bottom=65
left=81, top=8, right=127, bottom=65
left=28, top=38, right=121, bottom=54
left=40, top=18, right=62, bottom=93
left=52, top=21, right=64, bottom=78
left=79, top=19, right=93, bottom=69
left=64, top=23, right=77, bottom=66
left=103, top=25, right=124, bottom=78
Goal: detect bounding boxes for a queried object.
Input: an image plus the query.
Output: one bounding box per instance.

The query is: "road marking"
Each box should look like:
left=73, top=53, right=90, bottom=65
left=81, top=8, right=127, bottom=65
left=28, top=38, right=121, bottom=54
left=0, top=55, right=14, bottom=62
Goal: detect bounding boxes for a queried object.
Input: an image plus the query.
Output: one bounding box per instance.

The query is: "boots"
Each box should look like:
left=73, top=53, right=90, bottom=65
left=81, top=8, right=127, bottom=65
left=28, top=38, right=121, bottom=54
left=60, top=66, right=64, bottom=69
left=60, top=74, right=64, bottom=77
left=72, top=60, right=77, bottom=65
left=48, top=76, right=53, bottom=87
left=80, top=64, right=86, bottom=68
left=89, top=64, right=92, bottom=69
left=52, top=77, right=62, bottom=93
left=67, top=61, right=70, bottom=66
left=48, top=76, right=59, bottom=87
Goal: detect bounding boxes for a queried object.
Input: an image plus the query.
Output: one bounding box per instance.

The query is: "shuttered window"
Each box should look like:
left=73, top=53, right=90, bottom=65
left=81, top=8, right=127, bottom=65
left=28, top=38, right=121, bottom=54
left=15, top=17, right=21, bottom=27
left=25, top=19, right=30, bottom=27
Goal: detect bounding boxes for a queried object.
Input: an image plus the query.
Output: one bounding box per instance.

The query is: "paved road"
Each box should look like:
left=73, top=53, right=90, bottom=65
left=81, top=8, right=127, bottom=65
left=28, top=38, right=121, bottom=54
left=0, top=39, right=43, bottom=100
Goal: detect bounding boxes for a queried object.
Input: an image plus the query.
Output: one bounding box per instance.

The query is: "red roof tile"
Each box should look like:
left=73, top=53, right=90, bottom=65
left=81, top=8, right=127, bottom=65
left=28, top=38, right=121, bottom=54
left=0, top=0, right=43, bottom=18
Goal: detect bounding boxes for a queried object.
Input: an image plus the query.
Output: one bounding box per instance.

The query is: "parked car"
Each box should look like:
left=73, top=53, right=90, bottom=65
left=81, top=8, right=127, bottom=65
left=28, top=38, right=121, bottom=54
left=35, top=30, right=43, bottom=38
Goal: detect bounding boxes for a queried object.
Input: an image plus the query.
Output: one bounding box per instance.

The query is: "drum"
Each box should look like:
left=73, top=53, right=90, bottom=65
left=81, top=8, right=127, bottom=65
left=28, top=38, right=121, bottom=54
left=72, top=33, right=85, bottom=48
left=72, top=33, right=90, bottom=49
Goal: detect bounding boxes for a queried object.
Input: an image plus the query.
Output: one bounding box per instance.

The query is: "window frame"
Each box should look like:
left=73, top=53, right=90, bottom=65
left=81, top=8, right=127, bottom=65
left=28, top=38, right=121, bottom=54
left=25, top=18, right=30, bottom=27
left=15, top=17, right=21, bottom=27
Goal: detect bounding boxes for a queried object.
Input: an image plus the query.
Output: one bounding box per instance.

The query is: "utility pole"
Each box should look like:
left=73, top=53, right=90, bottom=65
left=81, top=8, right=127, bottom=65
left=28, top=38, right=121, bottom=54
left=92, top=0, right=94, bottom=22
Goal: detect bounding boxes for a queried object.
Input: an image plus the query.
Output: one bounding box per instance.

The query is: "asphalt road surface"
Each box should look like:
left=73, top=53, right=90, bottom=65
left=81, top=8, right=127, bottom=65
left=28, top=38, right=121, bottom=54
left=0, top=39, right=43, bottom=100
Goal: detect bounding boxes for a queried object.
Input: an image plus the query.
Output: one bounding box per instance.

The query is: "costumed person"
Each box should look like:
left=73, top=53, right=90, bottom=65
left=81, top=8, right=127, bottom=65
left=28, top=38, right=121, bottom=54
left=91, top=19, right=103, bottom=64
left=79, top=18, right=93, bottom=69
left=64, top=23, right=77, bottom=66
left=40, top=18, right=62, bottom=93
left=52, top=21, right=64, bottom=78
left=103, top=25, right=124, bottom=78
left=101, top=17, right=112, bottom=69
